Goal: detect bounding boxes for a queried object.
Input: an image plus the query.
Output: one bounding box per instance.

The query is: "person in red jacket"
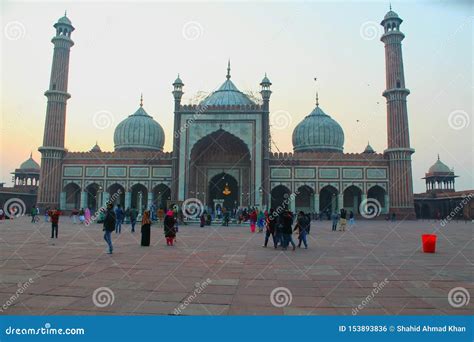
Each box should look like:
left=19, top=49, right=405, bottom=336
left=48, top=208, right=62, bottom=239
left=249, top=209, right=257, bottom=233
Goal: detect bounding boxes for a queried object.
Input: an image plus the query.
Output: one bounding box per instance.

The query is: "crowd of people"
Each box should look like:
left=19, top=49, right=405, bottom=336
left=102, top=204, right=179, bottom=254
left=8, top=200, right=372, bottom=255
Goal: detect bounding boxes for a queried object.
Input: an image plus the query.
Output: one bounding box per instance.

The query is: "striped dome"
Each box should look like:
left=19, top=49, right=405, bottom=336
left=292, top=104, right=344, bottom=153
left=113, top=106, right=164, bottom=151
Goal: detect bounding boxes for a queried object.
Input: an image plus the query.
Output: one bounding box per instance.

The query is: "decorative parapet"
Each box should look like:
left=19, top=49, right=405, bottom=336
left=179, top=103, right=263, bottom=113
left=64, top=150, right=173, bottom=161
left=270, top=151, right=386, bottom=161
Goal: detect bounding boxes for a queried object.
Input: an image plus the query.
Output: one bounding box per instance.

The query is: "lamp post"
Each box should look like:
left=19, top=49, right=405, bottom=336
left=138, top=191, right=143, bottom=215
left=258, top=187, right=263, bottom=210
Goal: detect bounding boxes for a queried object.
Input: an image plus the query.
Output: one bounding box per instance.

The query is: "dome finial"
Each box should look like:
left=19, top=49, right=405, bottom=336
left=30, top=151, right=32, bottom=158
left=316, top=92, right=319, bottom=107
left=64, top=10, right=67, bottom=17
left=437, top=153, right=440, bottom=160
left=226, top=59, right=231, bottom=80
left=140, top=93, right=143, bottom=107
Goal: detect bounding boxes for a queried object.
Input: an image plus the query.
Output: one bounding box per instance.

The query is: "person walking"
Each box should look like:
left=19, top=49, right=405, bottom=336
left=84, top=207, right=91, bottom=225
left=200, top=212, right=206, bottom=227
left=249, top=209, right=257, bottom=233
left=129, top=206, right=138, bottom=233
left=331, top=211, right=339, bottom=231
left=339, top=208, right=347, bottom=231
left=164, top=210, right=176, bottom=246
left=349, top=211, right=355, bottom=227
left=282, top=210, right=296, bottom=251
left=263, top=208, right=277, bottom=248
left=31, top=205, right=38, bottom=223
left=48, top=207, right=61, bottom=239
left=257, top=210, right=265, bottom=233
left=71, top=208, right=79, bottom=224
left=79, top=208, right=85, bottom=224
left=294, top=211, right=310, bottom=249
left=44, top=207, right=50, bottom=222
left=274, top=212, right=285, bottom=248
left=103, top=204, right=116, bottom=254
left=115, top=204, right=124, bottom=234
left=141, top=210, right=152, bottom=246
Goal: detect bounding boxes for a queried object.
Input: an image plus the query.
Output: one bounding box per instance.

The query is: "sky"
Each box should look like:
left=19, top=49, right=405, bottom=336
left=0, top=0, right=472, bottom=193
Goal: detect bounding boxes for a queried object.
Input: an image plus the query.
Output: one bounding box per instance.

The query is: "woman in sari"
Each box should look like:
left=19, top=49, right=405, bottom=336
left=84, top=207, right=91, bottom=225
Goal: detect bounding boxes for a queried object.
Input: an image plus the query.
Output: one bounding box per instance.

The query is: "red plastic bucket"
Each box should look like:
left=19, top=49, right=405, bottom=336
left=422, top=234, right=437, bottom=253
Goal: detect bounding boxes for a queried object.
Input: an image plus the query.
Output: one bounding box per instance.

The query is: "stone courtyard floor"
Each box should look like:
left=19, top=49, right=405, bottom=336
left=0, top=217, right=472, bottom=316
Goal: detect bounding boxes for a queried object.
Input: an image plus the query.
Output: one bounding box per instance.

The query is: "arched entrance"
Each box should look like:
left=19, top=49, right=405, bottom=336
left=295, top=185, right=314, bottom=213
left=85, top=183, right=101, bottom=211
left=343, top=185, right=362, bottom=214
left=153, top=184, right=171, bottom=210
left=421, top=203, right=431, bottom=219
left=208, top=173, right=238, bottom=211
left=367, top=185, right=386, bottom=212
left=271, top=185, right=291, bottom=210
left=107, top=183, right=125, bottom=207
left=64, top=183, right=80, bottom=210
left=319, top=185, right=338, bottom=215
left=131, top=184, right=148, bottom=213
left=189, top=129, right=251, bottom=209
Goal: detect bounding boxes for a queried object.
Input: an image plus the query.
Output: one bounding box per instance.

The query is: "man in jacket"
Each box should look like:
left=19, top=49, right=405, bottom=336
left=103, top=204, right=116, bottom=254
left=263, top=208, right=277, bottom=248
left=282, top=210, right=296, bottom=251
left=295, top=211, right=310, bottom=249
left=48, top=208, right=61, bottom=239
left=114, top=204, right=124, bottom=234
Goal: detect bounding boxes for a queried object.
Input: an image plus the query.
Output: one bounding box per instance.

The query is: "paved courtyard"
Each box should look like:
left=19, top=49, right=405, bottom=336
left=0, top=217, right=472, bottom=316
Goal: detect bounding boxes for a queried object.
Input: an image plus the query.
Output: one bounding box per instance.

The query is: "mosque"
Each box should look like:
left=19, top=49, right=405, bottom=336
left=33, top=9, right=419, bottom=218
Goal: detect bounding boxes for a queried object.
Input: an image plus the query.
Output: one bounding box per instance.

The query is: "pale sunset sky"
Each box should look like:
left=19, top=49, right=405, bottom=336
left=0, top=0, right=472, bottom=192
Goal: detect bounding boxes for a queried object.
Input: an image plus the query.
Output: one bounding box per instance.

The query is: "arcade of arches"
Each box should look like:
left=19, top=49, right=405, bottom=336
left=61, top=182, right=171, bottom=212
left=270, top=184, right=388, bottom=215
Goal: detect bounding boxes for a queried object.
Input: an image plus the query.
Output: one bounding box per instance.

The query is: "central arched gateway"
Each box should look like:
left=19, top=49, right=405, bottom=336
left=188, top=129, right=251, bottom=210
left=208, top=172, right=239, bottom=211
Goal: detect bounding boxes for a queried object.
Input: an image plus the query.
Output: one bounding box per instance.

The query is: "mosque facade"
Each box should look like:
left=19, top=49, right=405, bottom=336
left=35, top=9, right=418, bottom=219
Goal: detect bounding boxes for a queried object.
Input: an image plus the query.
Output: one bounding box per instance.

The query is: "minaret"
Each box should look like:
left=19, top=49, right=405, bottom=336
left=380, top=9, right=415, bottom=219
left=171, top=74, right=184, bottom=200
left=37, top=13, right=75, bottom=210
left=260, top=73, right=272, bottom=208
